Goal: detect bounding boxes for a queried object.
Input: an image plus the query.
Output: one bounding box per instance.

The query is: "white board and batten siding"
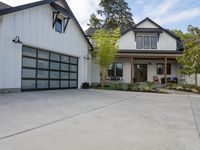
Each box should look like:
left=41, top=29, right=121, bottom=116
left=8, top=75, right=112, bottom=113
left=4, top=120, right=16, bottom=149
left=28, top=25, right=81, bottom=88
left=0, top=3, right=91, bottom=89
left=119, top=20, right=177, bottom=51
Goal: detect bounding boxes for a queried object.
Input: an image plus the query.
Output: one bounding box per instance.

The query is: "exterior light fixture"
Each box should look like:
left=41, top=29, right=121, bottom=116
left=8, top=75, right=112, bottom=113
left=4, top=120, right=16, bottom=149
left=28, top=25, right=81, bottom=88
left=83, top=55, right=90, bottom=60
left=12, top=36, right=22, bottom=44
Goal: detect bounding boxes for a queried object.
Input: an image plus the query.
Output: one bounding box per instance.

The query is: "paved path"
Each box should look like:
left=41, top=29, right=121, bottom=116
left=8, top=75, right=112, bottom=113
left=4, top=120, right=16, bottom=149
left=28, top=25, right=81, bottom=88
left=0, top=89, right=200, bottom=150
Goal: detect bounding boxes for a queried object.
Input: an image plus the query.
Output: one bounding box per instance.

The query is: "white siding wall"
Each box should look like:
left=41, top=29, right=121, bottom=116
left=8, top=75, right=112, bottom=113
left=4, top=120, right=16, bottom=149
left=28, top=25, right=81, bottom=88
left=136, top=20, right=158, bottom=28
left=0, top=3, right=90, bottom=89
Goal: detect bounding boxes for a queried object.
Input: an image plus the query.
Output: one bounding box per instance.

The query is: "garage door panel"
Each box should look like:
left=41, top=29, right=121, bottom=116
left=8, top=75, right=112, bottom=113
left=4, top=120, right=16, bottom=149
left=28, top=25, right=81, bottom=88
left=22, top=46, right=78, bottom=91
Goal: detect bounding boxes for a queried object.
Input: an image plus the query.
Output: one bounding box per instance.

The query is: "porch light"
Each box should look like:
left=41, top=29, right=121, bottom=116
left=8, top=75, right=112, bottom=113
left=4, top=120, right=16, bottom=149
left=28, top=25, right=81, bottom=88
left=83, top=55, right=90, bottom=60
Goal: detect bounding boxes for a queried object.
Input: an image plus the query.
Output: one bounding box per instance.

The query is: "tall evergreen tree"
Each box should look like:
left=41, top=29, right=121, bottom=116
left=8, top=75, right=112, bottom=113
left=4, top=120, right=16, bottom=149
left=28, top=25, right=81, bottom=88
left=87, top=0, right=134, bottom=30
left=99, top=0, right=134, bottom=29
left=87, top=13, right=102, bottom=28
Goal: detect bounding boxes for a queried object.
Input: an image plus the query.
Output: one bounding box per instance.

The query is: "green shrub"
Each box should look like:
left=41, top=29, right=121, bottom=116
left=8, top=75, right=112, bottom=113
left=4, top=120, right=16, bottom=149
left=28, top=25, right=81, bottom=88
left=130, top=83, right=139, bottom=91
left=147, top=82, right=155, bottom=91
left=191, top=88, right=199, bottom=93
left=118, top=84, right=129, bottom=91
left=175, top=85, right=184, bottom=90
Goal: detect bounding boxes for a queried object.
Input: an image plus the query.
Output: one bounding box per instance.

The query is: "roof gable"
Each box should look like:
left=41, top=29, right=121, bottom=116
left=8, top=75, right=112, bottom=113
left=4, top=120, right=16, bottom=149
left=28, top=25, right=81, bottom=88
left=0, top=2, right=11, bottom=10
left=0, top=0, right=92, bottom=49
left=122, top=17, right=180, bottom=40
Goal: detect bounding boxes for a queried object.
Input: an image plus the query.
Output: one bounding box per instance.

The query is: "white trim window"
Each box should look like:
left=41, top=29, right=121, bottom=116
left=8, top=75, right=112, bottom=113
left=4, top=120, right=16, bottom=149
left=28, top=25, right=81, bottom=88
left=108, top=62, right=123, bottom=80
left=136, top=35, right=158, bottom=49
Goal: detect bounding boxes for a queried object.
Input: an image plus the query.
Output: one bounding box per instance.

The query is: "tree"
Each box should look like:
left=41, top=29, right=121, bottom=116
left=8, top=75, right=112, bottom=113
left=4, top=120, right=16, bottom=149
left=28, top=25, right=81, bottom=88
left=173, top=26, right=200, bottom=88
left=87, top=13, right=102, bottom=28
left=88, top=0, right=134, bottom=30
left=99, top=0, right=134, bottom=29
left=93, top=28, right=120, bottom=87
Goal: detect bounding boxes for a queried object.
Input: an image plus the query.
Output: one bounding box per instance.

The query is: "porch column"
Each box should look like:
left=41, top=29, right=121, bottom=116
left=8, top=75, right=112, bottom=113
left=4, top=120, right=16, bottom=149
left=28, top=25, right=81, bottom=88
left=131, top=56, right=134, bottom=83
left=164, top=57, right=167, bottom=85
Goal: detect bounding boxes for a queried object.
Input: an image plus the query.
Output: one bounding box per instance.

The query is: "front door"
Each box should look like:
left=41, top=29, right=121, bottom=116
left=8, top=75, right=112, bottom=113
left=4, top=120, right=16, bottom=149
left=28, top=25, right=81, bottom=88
left=134, top=64, right=147, bottom=82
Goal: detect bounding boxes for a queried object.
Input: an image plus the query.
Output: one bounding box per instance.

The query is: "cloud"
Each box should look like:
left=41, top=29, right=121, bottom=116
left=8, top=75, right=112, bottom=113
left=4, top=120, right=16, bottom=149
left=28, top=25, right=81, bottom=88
left=154, top=7, right=200, bottom=25
left=143, top=0, right=180, bottom=17
left=66, top=0, right=100, bottom=30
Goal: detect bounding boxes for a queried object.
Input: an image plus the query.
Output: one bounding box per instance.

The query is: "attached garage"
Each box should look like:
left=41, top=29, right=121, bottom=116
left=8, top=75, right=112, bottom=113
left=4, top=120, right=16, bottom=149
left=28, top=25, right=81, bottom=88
left=0, top=0, right=92, bottom=93
left=22, top=46, right=78, bottom=91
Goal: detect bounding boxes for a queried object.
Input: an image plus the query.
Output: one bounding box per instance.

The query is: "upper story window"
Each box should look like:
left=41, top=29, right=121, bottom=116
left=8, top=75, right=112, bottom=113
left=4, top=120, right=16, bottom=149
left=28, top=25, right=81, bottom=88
left=151, top=36, right=157, bottom=49
left=136, top=36, right=158, bottom=49
left=144, top=36, right=150, bottom=49
left=55, top=18, right=62, bottom=33
left=136, top=36, right=143, bottom=49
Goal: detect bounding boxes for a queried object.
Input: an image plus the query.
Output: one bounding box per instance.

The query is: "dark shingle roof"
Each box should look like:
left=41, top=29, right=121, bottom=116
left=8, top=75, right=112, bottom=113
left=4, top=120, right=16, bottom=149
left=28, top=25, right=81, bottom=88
left=0, top=2, right=11, bottom=10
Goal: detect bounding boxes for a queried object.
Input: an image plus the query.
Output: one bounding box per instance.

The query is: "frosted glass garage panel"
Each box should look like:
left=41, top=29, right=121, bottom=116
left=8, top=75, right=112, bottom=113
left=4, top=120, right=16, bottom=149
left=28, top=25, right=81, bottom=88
left=61, top=63, right=69, bottom=71
left=50, top=71, right=60, bottom=79
left=23, top=47, right=36, bottom=57
left=61, top=80, right=69, bottom=88
left=50, top=53, right=60, bottom=61
left=22, top=69, right=36, bottom=78
left=38, top=60, right=49, bottom=69
left=61, top=72, right=69, bottom=79
left=22, top=58, right=36, bottom=68
left=37, top=80, right=48, bottom=89
left=61, top=55, right=69, bottom=63
left=70, top=57, right=78, bottom=64
left=70, top=81, right=77, bottom=88
left=50, top=62, right=60, bottom=70
left=22, top=80, right=36, bottom=89
left=37, top=70, right=49, bottom=78
left=70, top=65, right=77, bottom=72
left=38, top=50, right=49, bottom=59
left=50, top=80, right=59, bottom=88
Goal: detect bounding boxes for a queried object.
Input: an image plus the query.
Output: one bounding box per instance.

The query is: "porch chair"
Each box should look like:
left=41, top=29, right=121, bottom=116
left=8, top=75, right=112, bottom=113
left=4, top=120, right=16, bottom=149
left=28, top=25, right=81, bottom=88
left=153, top=76, right=159, bottom=83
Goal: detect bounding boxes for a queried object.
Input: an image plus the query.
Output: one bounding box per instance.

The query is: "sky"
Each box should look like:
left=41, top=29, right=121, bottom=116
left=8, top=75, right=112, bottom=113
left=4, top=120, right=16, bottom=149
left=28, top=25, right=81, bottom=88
left=1, top=0, right=200, bottom=32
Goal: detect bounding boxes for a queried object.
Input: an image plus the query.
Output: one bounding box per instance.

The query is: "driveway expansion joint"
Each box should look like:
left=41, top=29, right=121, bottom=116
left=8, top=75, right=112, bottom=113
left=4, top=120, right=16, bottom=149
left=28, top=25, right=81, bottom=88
left=0, top=93, right=143, bottom=140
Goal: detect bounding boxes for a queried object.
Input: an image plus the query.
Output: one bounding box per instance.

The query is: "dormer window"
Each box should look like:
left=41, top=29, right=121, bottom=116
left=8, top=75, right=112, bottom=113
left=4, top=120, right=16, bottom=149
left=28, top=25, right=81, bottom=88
left=55, top=18, right=62, bottom=33
left=144, top=36, right=150, bottom=49
left=151, top=36, right=157, bottom=49
left=136, top=35, right=158, bottom=49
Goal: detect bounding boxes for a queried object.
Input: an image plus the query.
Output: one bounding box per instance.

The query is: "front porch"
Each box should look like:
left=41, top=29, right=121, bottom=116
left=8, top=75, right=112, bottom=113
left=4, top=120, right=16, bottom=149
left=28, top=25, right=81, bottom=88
left=115, top=51, right=183, bottom=84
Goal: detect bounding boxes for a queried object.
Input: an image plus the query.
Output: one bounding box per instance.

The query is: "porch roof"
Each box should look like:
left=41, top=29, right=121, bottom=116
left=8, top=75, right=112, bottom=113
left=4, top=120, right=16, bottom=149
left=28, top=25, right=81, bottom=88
left=118, top=50, right=183, bottom=58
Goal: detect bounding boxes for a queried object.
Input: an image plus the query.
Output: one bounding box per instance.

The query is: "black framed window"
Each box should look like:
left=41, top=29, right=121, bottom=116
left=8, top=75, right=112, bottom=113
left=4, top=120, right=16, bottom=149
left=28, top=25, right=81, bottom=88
left=22, top=46, right=78, bottom=91
left=144, top=36, right=150, bottom=49
left=151, top=36, right=157, bottom=49
left=108, top=62, right=123, bottom=78
left=55, top=18, right=62, bottom=33
left=157, top=63, right=171, bottom=75
left=157, top=63, right=164, bottom=75
left=136, top=36, right=143, bottom=49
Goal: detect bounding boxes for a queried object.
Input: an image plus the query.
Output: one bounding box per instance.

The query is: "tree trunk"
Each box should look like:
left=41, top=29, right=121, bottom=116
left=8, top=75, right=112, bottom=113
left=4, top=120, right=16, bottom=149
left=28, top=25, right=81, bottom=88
left=100, top=67, right=107, bottom=88
left=195, top=73, right=198, bottom=88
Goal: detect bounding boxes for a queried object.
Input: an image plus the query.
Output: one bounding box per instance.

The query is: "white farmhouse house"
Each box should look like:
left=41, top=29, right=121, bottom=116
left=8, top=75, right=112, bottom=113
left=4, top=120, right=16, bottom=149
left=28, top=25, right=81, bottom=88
left=90, top=18, right=188, bottom=85
left=0, top=0, right=92, bottom=93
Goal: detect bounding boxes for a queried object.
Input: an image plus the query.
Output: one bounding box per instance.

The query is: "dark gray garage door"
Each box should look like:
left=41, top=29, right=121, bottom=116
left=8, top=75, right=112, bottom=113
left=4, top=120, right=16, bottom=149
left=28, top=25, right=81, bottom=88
left=21, top=46, right=78, bottom=91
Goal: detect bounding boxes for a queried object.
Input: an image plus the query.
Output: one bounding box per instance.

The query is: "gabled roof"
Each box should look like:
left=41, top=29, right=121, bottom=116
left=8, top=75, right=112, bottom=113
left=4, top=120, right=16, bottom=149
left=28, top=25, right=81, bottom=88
left=122, top=17, right=180, bottom=40
left=0, top=0, right=92, bottom=49
left=0, top=2, right=11, bottom=10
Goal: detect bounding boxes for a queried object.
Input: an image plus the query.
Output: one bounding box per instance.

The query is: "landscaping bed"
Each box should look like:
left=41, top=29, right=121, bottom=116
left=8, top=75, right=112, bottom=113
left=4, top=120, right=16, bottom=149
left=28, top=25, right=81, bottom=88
left=166, top=83, right=200, bottom=94
left=90, top=82, right=168, bottom=94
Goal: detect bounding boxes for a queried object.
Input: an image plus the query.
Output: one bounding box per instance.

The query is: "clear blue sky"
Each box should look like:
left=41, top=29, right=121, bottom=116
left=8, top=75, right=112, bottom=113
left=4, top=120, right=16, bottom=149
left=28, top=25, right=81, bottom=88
left=2, top=0, right=200, bottom=32
left=128, top=0, right=200, bottom=32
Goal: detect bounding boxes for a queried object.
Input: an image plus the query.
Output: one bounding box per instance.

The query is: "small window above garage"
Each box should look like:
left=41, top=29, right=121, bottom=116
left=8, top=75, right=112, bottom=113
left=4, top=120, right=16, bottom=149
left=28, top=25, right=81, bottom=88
left=55, top=18, right=63, bottom=33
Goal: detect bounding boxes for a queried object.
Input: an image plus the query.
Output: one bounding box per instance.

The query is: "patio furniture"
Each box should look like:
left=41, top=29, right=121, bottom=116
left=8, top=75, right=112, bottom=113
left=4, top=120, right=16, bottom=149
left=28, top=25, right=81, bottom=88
left=153, top=76, right=159, bottom=83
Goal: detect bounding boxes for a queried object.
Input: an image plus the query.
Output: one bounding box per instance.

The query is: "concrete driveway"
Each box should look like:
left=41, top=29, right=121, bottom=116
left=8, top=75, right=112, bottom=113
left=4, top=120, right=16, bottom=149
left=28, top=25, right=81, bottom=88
left=0, top=89, right=200, bottom=150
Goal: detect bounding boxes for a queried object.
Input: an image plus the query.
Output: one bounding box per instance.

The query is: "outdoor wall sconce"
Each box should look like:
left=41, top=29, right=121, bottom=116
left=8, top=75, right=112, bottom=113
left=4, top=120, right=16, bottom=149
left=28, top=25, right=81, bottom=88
left=83, top=55, right=90, bottom=60
left=148, top=62, right=152, bottom=65
left=12, top=36, right=22, bottom=44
